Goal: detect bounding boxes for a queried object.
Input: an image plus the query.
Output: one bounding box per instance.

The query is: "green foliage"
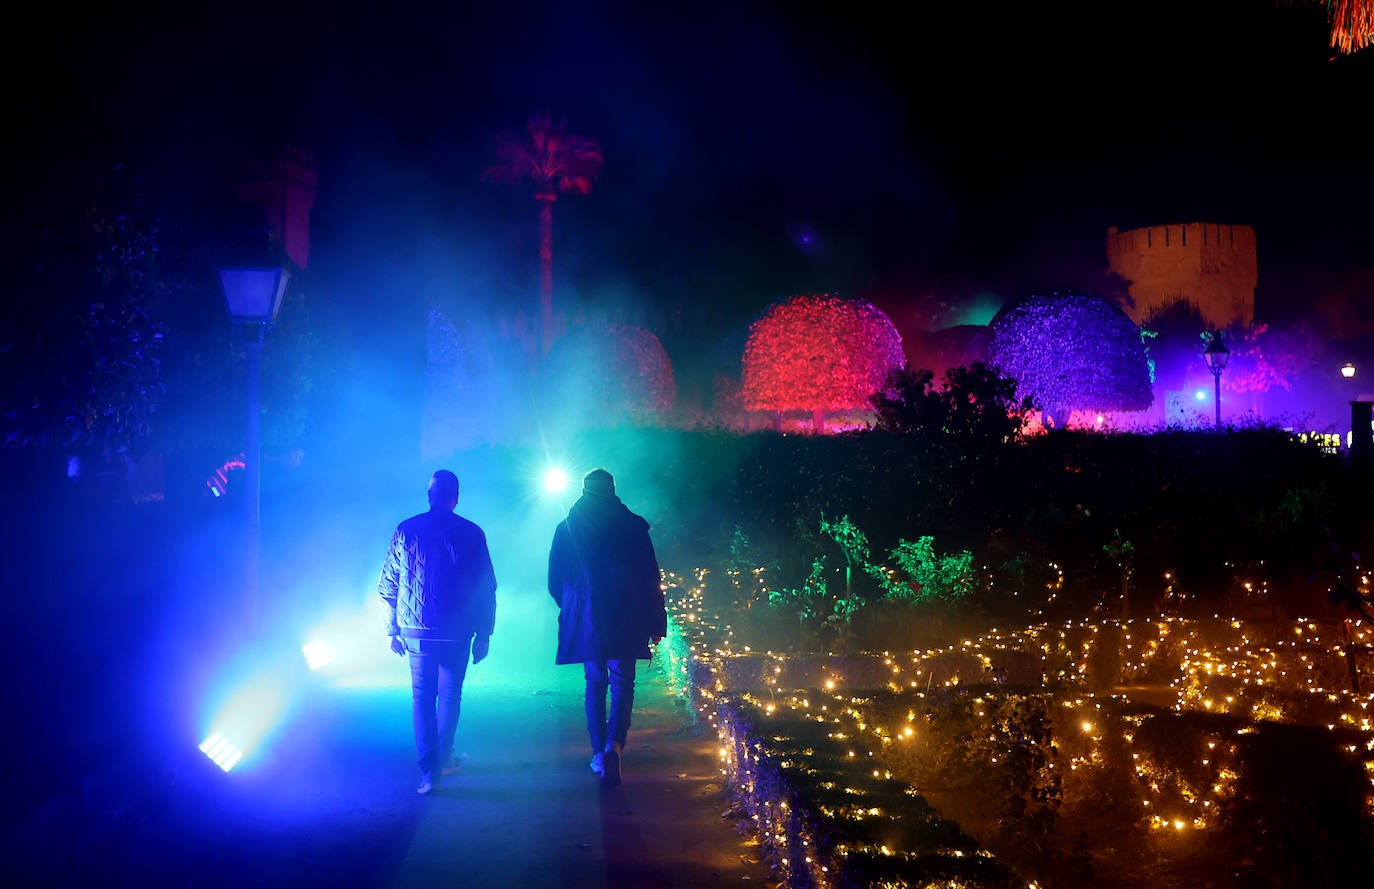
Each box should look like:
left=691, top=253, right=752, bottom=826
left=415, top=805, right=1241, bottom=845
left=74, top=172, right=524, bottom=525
left=889, top=536, right=976, bottom=604
left=768, top=557, right=829, bottom=642
left=819, top=513, right=872, bottom=567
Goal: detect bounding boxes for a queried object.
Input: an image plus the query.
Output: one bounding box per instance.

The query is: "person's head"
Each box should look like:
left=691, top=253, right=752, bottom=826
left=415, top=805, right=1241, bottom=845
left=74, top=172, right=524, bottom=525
left=582, top=468, right=615, bottom=498
left=428, top=469, right=460, bottom=511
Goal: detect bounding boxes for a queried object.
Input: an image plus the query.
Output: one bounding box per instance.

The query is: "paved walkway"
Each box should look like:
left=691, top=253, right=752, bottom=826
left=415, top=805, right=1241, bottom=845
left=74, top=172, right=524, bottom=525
left=5, top=599, right=772, bottom=889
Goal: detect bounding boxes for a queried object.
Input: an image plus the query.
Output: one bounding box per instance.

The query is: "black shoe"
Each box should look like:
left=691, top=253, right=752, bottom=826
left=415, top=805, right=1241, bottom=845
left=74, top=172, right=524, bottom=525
left=600, top=749, right=621, bottom=788
left=441, top=753, right=467, bottom=776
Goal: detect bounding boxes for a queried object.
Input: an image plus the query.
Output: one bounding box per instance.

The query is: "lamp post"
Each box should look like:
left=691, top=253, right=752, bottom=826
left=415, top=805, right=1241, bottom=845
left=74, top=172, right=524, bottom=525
left=1202, top=331, right=1230, bottom=429
left=216, top=266, right=290, bottom=622
left=1343, top=363, right=1374, bottom=470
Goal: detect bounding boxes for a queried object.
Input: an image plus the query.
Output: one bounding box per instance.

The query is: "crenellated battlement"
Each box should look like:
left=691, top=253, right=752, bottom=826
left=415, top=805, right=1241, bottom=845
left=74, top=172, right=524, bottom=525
left=1106, top=222, right=1257, bottom=328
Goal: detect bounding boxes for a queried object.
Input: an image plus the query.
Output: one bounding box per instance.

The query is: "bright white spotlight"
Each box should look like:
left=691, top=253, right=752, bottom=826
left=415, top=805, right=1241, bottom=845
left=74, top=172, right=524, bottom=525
left=301, top=640, right=334, bottom=671
left=198, top=731, right=245, bottom=772
left=542, top=466, right=569, bottom=494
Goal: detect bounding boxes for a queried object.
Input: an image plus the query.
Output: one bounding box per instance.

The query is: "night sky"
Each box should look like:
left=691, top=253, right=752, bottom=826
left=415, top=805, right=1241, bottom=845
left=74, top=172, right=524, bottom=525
left=10, top=0, right=1373, bottom=338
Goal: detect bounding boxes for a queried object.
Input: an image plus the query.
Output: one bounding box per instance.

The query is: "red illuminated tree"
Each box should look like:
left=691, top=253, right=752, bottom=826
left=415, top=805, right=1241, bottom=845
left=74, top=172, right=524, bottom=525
left=484, top=113, right=603, bottom=360
left=741, top=294, right=904, bottom=433
left=1217, top=321, right=1319, bottom=417
left=986, top=289, right=1153, bottom=429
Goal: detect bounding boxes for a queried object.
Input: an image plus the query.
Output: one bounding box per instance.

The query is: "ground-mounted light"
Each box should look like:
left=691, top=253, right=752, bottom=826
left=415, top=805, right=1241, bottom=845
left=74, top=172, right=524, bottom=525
left=198, top=732, right=245, bottom=772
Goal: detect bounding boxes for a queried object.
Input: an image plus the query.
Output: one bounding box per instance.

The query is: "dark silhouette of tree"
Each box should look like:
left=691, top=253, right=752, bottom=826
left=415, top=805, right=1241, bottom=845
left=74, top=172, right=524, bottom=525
left=873, top=362, right=1033, bottom=449
left=484, top=113, right=602, bottom=360
left=1, top=160, right=165, bottom=453
left=986, top=289, right=1153, bottom=429
left=1141, top=298, right=1209, bottom=399
left=742, top=293, right=904, bottom=433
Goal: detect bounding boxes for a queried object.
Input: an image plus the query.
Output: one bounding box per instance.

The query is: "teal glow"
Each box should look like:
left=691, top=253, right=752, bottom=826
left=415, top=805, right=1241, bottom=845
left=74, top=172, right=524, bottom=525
left=950, top=293, right=1004, bottom=327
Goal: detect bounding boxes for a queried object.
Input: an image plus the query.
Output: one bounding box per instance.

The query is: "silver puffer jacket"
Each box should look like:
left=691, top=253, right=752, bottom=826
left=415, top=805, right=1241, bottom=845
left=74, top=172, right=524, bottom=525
left=378, top=508, right=497, bottom=640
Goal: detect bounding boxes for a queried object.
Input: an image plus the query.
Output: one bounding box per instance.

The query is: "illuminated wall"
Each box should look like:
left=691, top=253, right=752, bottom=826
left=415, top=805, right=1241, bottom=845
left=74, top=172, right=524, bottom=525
left=1106, top=223, right=1256, bottom=329
left=235, top=146, right=319, bottom=270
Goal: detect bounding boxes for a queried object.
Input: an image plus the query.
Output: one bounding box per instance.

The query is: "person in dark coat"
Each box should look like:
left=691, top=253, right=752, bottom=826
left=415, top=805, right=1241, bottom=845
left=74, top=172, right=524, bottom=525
left=378, top=469, right=497, bottom=795
left=548, top=468, right=666, bottom=787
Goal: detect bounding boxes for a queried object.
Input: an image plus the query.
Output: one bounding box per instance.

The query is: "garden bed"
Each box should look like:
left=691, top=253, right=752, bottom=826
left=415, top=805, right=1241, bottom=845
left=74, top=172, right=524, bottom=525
left=660, top=569, right=1374, bottom=888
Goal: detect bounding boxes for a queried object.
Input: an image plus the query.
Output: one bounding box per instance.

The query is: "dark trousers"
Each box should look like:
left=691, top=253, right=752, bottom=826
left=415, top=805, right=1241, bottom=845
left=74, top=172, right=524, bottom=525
left=406, top=636, right=473, bottom=779
left=583, top=659, right=636, bottom=754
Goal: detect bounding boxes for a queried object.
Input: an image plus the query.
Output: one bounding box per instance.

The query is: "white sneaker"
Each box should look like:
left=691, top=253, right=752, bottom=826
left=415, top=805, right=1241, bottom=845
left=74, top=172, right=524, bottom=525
left=590, top=752, right=604, bottom=775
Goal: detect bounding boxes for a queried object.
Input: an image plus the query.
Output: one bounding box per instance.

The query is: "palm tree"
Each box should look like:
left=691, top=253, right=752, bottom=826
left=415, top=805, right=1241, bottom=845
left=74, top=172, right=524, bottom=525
left=1326, top=0, right=1373, bottom=54
left=484, top=113, right=603, bottom=359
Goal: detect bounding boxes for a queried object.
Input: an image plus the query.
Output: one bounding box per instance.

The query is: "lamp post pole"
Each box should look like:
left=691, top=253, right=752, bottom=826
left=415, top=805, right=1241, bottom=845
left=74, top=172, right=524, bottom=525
left=1203, top=331, right=1230, bottom=430
left=1212, top=368, right=1222, bottom=428
left=216, top=266, right=289, bottom=624
left=243, top=323, right=266, bottom=622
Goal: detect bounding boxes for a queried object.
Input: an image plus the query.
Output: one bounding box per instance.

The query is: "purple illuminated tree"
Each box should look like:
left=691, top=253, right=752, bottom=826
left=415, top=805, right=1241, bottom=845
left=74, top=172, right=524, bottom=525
left=986, top=289, right=1153, bottom=429
left=741, top=293, right=904, bottom=433
left=484, top=113, right=602, bottom=360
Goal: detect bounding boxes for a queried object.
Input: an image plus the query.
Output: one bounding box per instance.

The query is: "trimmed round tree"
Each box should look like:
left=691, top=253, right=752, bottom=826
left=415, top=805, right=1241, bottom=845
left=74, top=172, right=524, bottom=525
left=986, top=289, right=1153, bottom=429
left=538, top=323, right=675, bottom=428
left=742, top=293, right=904, bottom=433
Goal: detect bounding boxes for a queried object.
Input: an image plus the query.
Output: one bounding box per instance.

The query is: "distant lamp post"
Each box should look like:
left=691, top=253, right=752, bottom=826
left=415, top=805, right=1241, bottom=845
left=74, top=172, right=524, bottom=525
left=216, top=266, right=290, bottom=621
left=1202, top=331, right=1230, bottom=429
left=1341, top=362, right=1374, bottom=470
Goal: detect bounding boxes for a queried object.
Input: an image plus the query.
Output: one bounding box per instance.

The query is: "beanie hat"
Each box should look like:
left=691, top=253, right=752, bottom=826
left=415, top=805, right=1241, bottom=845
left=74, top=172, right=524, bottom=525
left=583, top=468, right=615, bottom=497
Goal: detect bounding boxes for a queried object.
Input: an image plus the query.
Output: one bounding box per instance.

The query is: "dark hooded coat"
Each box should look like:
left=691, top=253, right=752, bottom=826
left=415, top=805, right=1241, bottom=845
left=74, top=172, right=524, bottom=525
left=548, top=491, right=666, bottom=664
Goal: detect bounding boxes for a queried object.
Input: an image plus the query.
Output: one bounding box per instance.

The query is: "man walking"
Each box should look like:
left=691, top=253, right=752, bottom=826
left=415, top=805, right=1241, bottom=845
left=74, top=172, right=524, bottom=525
left=548, top=468, right=666, bottom=788
left=378, top=469, right=497, bottom=795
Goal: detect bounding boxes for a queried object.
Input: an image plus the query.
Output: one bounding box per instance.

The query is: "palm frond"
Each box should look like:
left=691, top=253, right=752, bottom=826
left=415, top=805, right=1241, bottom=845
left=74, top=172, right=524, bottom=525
left=1328, top=0, right=1374, bottom=54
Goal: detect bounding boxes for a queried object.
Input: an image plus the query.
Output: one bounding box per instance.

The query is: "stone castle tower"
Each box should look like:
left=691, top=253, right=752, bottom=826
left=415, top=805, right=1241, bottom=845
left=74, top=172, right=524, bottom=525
left=1106, top=222, right=1256, bottom=328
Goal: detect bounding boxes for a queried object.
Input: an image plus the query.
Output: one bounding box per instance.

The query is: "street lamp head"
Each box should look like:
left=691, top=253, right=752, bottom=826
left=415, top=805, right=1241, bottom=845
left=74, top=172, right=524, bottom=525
left=1341, top=362, right=1357, bottom=379
left=216, top=266, right=290, bottom=324
left=1202, top=331, right=1230, bottom=373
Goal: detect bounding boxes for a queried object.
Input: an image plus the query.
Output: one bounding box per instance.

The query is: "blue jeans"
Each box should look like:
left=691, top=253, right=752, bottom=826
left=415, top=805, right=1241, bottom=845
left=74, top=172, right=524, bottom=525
left=584, top=659, right=636, bottom=754
left=406, top=637, right=473, bottom=779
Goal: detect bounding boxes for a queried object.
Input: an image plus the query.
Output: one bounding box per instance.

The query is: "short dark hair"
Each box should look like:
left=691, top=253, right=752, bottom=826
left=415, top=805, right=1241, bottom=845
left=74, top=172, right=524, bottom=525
left=428, top=469, right=460, bottom=505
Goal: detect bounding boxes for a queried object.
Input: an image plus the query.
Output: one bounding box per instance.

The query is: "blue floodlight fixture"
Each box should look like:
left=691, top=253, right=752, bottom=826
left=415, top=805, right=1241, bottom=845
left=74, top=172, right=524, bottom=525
left=542, top=466, right=570, bottom=494
left=198, top=732, right=245, bottom=772
left=198, top=671, right=289, bottom=774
